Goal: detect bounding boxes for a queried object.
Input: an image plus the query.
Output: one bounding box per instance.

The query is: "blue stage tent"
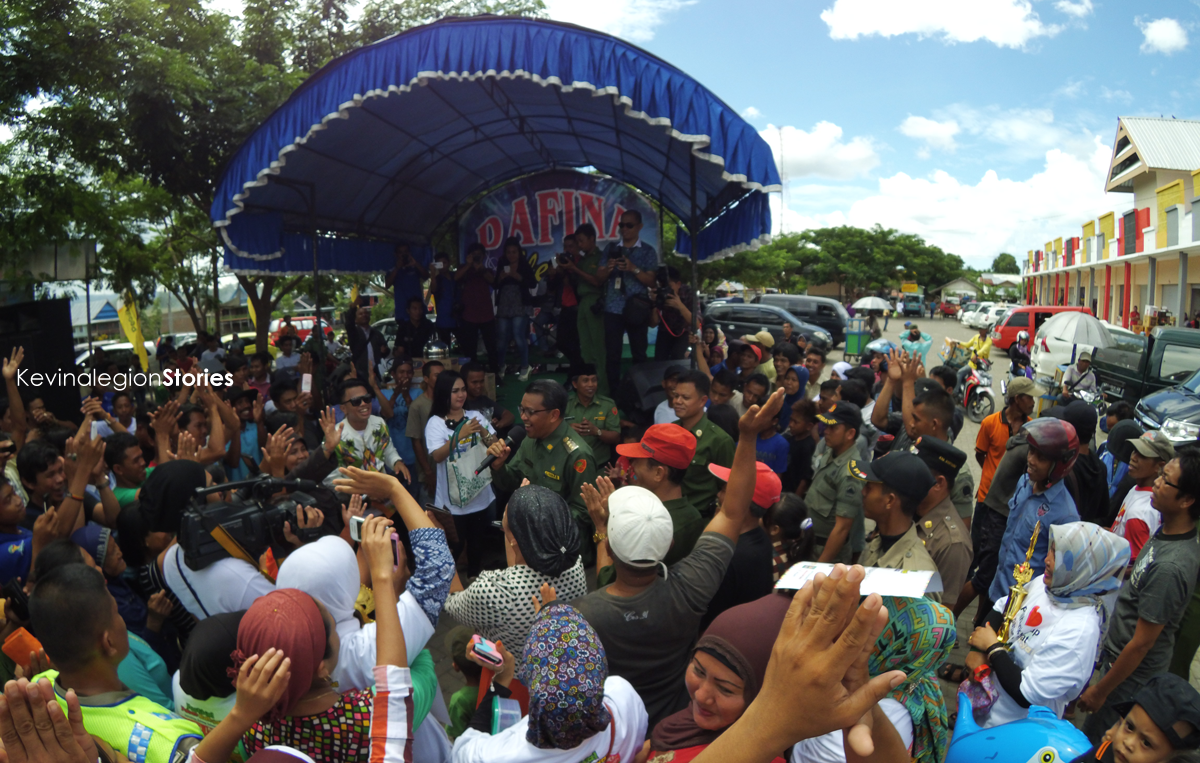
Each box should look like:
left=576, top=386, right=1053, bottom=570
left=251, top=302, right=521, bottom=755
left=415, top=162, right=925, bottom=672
left=211, top=15, right=781, bottom=277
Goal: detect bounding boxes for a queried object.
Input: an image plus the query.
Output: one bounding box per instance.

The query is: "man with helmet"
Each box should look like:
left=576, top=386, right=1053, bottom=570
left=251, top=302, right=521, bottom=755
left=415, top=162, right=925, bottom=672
left=1010, top=330, right=1032, bottom=377
left=987, top=417, right=1081, bottom=609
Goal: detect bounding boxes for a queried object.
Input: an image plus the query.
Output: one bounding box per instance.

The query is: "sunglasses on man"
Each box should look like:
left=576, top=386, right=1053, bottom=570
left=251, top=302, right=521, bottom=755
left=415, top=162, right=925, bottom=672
left=344, top=394, right=373, bottom=407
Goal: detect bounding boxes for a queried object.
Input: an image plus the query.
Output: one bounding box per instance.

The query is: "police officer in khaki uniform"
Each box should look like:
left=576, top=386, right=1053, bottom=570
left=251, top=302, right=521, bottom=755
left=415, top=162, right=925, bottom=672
left=565, top=364, right=621, bottom=466
left=910, top=436, right=974, bottom=604
left=850, top=451, right=941, bottom=599
left=487, top=380, right=599, bottom=558
left=810, top=402, right=866, bottom=564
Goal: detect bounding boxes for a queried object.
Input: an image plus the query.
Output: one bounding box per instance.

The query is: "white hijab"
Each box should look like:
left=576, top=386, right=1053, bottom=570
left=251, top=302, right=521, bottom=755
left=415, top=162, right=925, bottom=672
left=277, top=536, right=362, bottom=639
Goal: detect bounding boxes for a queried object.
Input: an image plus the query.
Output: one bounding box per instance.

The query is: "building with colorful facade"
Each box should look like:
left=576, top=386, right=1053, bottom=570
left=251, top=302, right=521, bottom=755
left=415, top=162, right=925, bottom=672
left=1022, top=117, right=1200, bottom=326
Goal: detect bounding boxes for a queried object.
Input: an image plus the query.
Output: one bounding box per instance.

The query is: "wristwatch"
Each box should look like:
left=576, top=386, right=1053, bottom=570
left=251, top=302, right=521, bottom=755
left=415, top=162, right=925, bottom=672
left=593, top=530, right=607, bottom=543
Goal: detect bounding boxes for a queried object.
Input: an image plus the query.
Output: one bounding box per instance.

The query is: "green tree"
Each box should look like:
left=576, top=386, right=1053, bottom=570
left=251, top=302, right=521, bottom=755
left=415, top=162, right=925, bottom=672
left=991, top=252, right=1020, bottom=274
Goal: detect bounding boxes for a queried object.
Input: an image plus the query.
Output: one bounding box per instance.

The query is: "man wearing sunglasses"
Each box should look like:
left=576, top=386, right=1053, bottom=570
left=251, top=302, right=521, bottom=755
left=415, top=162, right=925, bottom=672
left=328, top=377, right=411, bottom=485
left=597, top=210, right=659, bottom=393
left=486, top=379, right=599, bottom=562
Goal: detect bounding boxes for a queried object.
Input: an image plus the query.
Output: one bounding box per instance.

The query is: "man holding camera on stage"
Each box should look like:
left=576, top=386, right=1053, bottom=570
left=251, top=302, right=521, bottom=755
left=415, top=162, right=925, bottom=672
left=654, top=265, right=694, bottom=361
left=599, top=210, right=659, bottom=393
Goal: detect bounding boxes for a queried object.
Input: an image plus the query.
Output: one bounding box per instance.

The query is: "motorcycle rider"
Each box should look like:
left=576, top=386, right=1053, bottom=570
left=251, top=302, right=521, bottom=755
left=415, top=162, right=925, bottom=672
left=1059, top=351, right=1097, bottom=404
left=949, top=325, right=993, bottom=399
left=1009, top=330, right=1032, bottom=378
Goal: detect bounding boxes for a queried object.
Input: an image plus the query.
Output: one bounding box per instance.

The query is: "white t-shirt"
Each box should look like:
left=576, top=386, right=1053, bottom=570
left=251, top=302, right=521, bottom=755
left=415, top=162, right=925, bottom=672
left=275, top=353, right=301, bottom=372
left=451, top=676, right=647, bottom=763
left=653, top=399, right=676, bottom=425
left=330, top=592, right=436, bottom=693
left=790, top=698, right=912, bottom=762
left=172, top=671, right=235, bottom=735
left=161, top=544, right=275, bottom=619
left=425, top=411, right=495, bottom=515
left=984, top=577, right=1102, bottom=727
left=1111, top=486, right=1160, bottom=561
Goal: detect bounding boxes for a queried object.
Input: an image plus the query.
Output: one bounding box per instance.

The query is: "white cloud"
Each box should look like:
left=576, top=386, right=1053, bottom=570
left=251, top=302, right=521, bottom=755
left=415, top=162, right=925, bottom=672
left=1137, top=17, right=1188, bottom=55
left=740, top=106, right=762, bottom=120
left=1100, top=86, right=1133, bottom=103
left=761, top=122, right=880, bottom=181
left=1054, top=0, right=1092, bottom=19
left=898, top=116, right=960, bottom=157
left=543, top=0, right=695, bottom=43
left=820, top=0, right=1065, bottom=49
left=900, top=104, right=1099, bottom=163
left=830, top=140, right=1127, bottom=265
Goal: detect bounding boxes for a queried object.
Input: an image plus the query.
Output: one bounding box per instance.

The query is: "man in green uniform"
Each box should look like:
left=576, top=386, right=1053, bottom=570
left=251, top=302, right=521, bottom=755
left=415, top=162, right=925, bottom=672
left=565, top=363, right=621, bottom=466
left=487, top=379, right=599, bottom=559
left=811, top=401, right=866, bottom=564
left=671, top=370, right=734, bottom=517
left=911, top=436, right=974, bottom=603
left=563, top=223, right=609, bottom=393
left=850, top=451, right=941, bottom=599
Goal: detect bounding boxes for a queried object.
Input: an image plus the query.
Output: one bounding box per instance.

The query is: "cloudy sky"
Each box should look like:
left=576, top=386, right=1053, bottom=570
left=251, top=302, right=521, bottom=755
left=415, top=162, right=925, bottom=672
left=539, top=0, right=1195, bottom=267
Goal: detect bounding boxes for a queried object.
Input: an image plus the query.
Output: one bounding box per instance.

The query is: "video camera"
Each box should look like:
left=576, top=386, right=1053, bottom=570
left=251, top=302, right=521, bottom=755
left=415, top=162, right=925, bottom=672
left=654, top=266, right=676, bottom=310
left=179, top=475, right=327, bottom=571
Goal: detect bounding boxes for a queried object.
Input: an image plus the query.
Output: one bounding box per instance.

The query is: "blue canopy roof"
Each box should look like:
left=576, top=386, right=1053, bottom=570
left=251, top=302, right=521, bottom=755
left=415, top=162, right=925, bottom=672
left=212, top=15, right=780, bottom=272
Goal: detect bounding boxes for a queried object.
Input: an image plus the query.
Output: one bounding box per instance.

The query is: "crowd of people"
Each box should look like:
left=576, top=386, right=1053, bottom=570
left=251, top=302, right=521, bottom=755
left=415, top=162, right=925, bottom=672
left=1, top=263, right=1200, bottom=763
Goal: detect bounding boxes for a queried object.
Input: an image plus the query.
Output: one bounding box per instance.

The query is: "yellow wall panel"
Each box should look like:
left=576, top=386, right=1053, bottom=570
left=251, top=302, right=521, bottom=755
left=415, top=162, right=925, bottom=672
left=1157, top=179, right=1184, bottom=250
left=1099, top=213, right=1115, bottom=259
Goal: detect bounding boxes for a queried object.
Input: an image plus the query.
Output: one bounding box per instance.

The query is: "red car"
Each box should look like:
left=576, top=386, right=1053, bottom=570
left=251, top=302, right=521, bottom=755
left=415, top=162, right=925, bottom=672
left=938, top=302, right=958, bottom=317
left=990, top=305, right=1092, bottom=350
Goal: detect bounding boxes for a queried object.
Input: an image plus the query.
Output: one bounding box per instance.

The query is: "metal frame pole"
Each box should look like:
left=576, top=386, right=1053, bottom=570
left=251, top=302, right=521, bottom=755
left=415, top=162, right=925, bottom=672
left=688, top=152, right=700, bottom=370
left=310, top=186, right=324, bottom=361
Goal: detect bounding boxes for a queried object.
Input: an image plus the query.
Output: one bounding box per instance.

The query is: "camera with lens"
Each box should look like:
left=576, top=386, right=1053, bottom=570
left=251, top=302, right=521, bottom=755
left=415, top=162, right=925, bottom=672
left=178, top=475, right=326, bottom=571
left=556, top=252, right=571, bottom=265
left=654, top=267, right=673, bottom=309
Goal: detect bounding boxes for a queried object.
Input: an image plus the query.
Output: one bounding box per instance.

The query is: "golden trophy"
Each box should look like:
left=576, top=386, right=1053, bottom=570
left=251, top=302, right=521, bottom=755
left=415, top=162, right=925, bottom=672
left=997, top=521, right=1041, bottom=644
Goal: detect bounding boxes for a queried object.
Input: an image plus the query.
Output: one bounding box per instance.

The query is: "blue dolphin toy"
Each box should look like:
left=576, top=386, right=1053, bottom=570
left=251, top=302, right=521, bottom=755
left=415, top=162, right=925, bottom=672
left=946, top=692, right=1092, bottom=763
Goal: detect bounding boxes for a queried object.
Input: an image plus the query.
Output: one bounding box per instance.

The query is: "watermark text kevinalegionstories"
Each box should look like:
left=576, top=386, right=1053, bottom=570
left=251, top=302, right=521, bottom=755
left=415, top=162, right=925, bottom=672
left=16, top=368, right=234, bottom=390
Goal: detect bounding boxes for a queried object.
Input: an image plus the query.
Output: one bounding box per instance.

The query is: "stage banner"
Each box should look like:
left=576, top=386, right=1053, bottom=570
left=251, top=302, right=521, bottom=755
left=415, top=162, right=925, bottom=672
left=458, top=170, right=659, bottom=281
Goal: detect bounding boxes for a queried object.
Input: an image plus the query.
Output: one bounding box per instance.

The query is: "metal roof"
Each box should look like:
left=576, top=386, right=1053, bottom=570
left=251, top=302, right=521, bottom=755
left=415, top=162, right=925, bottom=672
left=1119, top=117, right=1200, bottom=172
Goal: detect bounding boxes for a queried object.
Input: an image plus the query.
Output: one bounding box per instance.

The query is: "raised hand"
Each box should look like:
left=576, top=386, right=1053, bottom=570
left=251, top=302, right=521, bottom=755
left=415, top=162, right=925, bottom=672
left=319, top=407, right=342, bottom=452
left=581, top=481, right=610, bottom=531
left=2, top=347, right=24, bottom=381
left=0, top=678, right=98, bottom=763
left=342, top=493, right=366, bottom=531
left=283, top=505, right=324, bottom=547
left=146, top=591, right=172, bottom=633
left=360, top=515, right=398, bottom=587
left=333, top=466, right=401, bottom=501
left=886, top=348, right=904, bottom=381
left=176, top=431, right=200, bottom=462
left=531, top=582, right=557, bottom=615
left=230, top=649, right=291, bottom=726
left=737, top=386, right=786, bottom=437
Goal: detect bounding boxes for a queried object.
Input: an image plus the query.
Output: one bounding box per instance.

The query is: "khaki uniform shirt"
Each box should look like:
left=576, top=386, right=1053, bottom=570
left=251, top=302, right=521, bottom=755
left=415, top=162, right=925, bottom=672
left=492, top=420, right=598, bottom=526
left=951, top=469, right=977, bottom=520
left=808, top=446, right=864, bottom=563
left=677, top=414, right=735, bottom=517
left=860, top=523, right=942, bottom=601
left=915, top=495, right=974, bottom=604
left=565, top=392, right=621, bottom=466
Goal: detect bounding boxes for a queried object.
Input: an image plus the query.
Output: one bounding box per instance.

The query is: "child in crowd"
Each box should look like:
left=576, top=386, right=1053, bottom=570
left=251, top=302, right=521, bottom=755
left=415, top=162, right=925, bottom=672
left=754, top=406, right=790, bottom=475
left=762, top=494, right=812, bottom=579
left=1073, top=673, right=1200, bottom=763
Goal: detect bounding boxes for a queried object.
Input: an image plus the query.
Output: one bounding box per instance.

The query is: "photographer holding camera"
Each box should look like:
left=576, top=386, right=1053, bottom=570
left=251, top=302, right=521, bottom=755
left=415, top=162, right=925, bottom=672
left=653, top=265, right=694, bottom=361
left=453, top=242, right=498, bottom=372
left=567, top=223, right=611, bottom=393
left=542, top=233, right=584, bottom=369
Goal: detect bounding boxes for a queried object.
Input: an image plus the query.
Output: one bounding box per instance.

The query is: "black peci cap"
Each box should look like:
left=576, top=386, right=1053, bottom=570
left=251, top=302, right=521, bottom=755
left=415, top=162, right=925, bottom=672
left=1114, top=672, right=1200, bottom=750
left=910, top=436, right=967, bottom=481
left=848, top=452, right=936, bottom=504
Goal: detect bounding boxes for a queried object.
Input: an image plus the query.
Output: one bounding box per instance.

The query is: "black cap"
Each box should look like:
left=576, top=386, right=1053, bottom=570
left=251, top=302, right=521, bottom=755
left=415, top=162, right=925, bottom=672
left=848, top=452, right=936, bottom=504
left=1060, top=399, right=1098, bottom=443
left=910, top=436, right=967, bottom=481
left=913, top=378, right=942, bottom=397
left=1114, top=673, right=1200, bottom=749
left=817, top=401, right=863, bottom=432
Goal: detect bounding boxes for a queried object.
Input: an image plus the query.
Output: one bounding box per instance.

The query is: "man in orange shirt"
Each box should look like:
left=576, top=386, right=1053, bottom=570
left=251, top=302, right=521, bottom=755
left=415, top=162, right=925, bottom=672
left=974, top=377, right=1040, bottom=504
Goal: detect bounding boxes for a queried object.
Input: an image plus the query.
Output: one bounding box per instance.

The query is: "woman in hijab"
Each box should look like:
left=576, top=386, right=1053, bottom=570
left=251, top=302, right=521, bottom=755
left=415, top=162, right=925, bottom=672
left=967, top=522, right=1129, bottom=728
left=451, top=602, right=648, bottom=763
left=792, top=596, right=956, bottom=763
left=830, top=361, right=853, bottom=381
left=780, top=365, right=811, bottom=420
left=173, top=611, right=244, bottom=734
left=138, top=459, right=209, bottom=532
left=444, top=484, right=588, bottom=649
left=648, top=592, right=794, bottom=763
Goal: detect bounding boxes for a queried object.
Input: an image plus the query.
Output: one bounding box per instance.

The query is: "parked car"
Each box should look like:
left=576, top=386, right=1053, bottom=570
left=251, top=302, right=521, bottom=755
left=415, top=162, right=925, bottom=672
left=1093, top=327, right=1200, bottom=410
left=752, top=294, right=850, bottom=347
left=975, top=305, right=1010, bottom=330
left=157, top=332, right=197, bottom=350
left=900, top=294, right=924, bottom=317
left=703, top=303, right=833, bottom=349
left=1030, top=312, right=1130, bottom=383
left=269, top=316, right=333, bottom=343
left=938, top=301, right=959, bottom=317
left=991, top=305, right=1092, bottom=351
left=1133, top=368, right=1200, bottom=446
left=74, top=341, right=157, bottom=369
left=960, top=301, right=991, bottom=326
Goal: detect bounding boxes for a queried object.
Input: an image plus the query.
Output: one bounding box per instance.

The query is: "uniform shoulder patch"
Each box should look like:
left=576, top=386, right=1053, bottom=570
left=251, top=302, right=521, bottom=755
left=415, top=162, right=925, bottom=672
left=563, top=436, right=579, bottom=453
left=574, top=458, right=587, bottom=474
left=611, top=406, right=619, bottom=416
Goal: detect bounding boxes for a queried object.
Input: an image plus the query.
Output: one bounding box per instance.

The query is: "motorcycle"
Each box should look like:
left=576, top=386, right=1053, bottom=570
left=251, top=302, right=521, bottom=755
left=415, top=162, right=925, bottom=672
left=1073, top=388, right=1107, bottom=417
left=960, top=356, right=996, bottom=423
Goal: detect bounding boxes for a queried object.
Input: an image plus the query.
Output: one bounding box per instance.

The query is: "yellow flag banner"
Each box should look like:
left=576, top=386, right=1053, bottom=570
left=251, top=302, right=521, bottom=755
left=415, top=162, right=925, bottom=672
left=117, top=293, right=149, bottom=372
left=350, top=284, right=360, bottom=303
left=247, top=297, right=257, bottom=328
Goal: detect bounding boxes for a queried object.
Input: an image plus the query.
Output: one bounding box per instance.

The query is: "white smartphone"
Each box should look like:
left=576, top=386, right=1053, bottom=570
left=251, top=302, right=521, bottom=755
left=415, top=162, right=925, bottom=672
left=348, top=514, right=365, bottom=542
left=301, top=373, right=312, bottom=394
left=434, top=262, right=444, bottom=270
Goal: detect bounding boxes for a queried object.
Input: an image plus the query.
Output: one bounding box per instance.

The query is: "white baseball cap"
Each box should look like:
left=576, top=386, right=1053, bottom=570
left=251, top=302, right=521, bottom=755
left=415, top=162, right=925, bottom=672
left=607, top=486, right=674, bottom=568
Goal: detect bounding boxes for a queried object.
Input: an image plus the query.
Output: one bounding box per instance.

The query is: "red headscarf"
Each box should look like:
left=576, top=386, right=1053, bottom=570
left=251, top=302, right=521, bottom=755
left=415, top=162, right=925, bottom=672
left=233, top=589, right=327, bottom=721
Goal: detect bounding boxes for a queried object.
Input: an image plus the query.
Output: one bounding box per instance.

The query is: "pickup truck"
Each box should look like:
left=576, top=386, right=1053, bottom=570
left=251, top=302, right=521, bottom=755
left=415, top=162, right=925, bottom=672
left=1092, top=328, right=1200, bottom=442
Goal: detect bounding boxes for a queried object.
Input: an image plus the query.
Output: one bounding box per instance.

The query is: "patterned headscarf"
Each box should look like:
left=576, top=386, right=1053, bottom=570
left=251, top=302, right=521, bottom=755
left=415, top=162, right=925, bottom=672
left=519, top=604, right=611, bottom=750
left=869, top=597, right=957, bottom=763
left=1046, top=523, right=1129, bottom=626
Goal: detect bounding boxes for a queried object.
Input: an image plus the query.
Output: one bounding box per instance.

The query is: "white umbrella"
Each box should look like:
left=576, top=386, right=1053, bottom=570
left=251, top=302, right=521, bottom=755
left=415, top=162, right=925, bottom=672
left=1039, top=311, right=1114, bottom=349
left=852, top=296, right=891, bottom=311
